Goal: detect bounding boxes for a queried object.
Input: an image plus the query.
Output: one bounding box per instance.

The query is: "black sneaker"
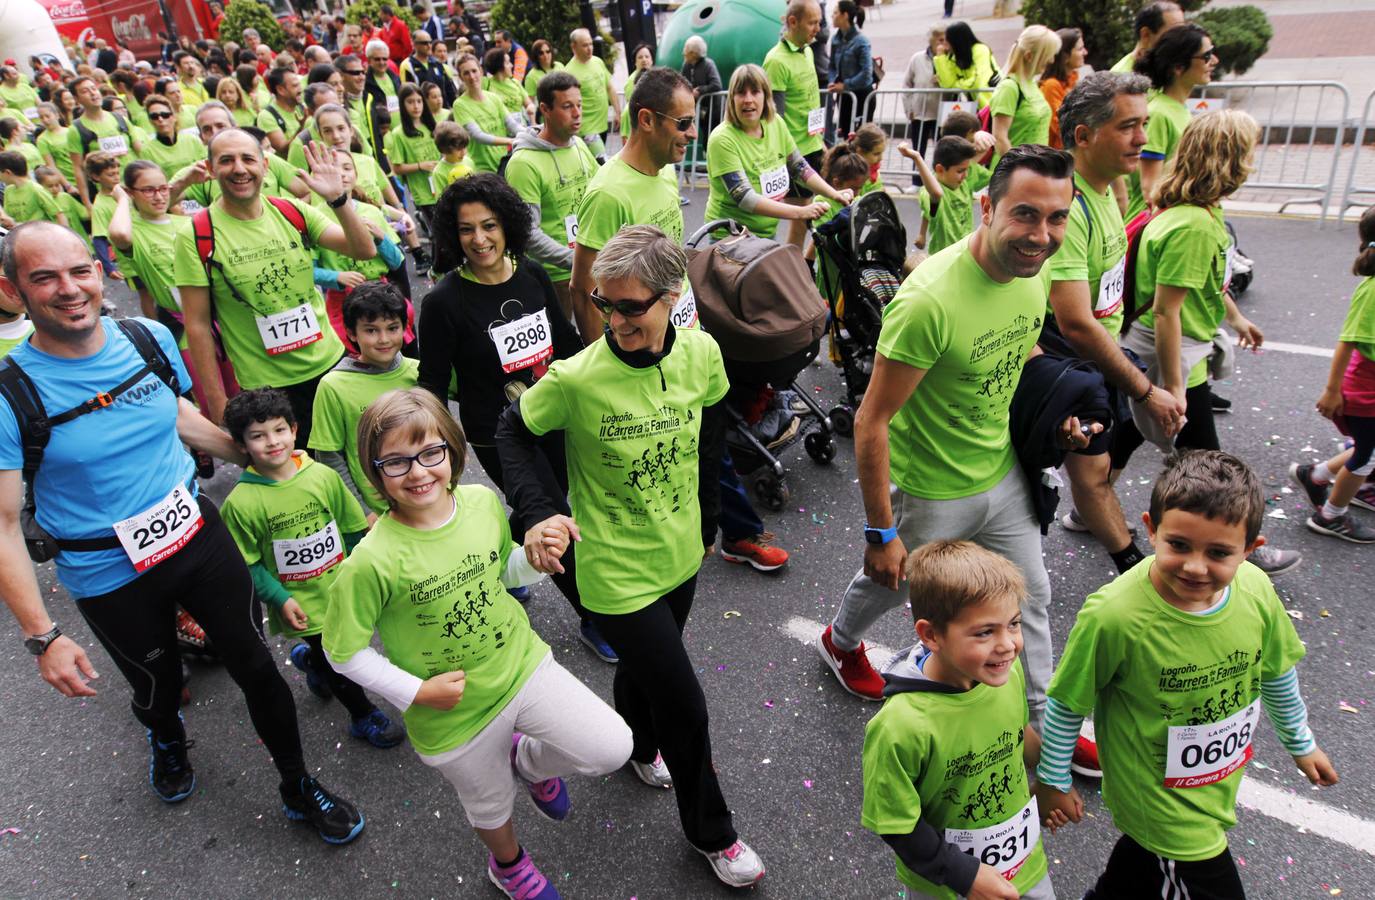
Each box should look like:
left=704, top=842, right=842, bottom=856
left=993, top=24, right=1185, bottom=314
left=411, top=246, right=432, bottom=269
left=281, top=776, right=365, bottom=844
left=1210, top=393, right=1232, bottom=413
left=1307, top=511, right=1375, bottom=544
left=147, top=731, right=196, bottom=803
left=1288, top=463, right=1330, bottom=509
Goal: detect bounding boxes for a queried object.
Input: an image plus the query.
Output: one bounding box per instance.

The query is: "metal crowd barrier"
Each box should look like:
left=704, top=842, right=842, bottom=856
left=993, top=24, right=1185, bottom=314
left=861, top=88, right=993, bottom=186
left=1339, top=88, right=1375, bottom=225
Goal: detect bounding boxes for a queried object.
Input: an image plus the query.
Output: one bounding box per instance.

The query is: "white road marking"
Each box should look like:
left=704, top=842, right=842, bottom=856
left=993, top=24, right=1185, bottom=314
left=1262, top=341, right=1334, bottom=359
left=782, top=613, right=1375, bottom=855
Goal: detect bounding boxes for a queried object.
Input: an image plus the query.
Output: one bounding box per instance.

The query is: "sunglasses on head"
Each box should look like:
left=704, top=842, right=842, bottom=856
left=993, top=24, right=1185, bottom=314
left=652, top=109, right=694, bottom=132
left=589, top=289, right=666, bottom=318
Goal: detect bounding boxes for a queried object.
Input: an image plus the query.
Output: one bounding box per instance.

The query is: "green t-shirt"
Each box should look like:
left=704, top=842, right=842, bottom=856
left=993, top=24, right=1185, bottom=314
left=178, top=153, right=298, bottom=210
left=620, top=70, right=642, bottom=140
left=452, top=92, right=511, bottom=174
left=523, top=62, right=563, bottom=98
left=1339, top=276, right=1375, bottom=362
left=0, top=83, right=40, bottom=122
left=221, top=455, right=368, bottom=637
left=36, top=127, right=76, bottom=183
left=988, top=76, right=1052, bottom=151
left=2, top=179, right=61, bottom=223
left=137, top=132, right=205, bottom=180
left=53, top=191, right=91, bottom=247
left=385, top=124, right=440, bottom=207
left=1048, top=172, right=1128, bottom=338
left=1110, top=51, right=1137, bottom=74
left=257, top=101, right=304, bottom=140
left=432, top=157, right=473, bottom=194
left=1127, top=93, right=1193, bottom=219
left=517, top=329, right=729, bottom=614
left=862, top=659, right=1047, bottom=898
left=232, top=106, right=259, bottom=127
left=705, top=115, right=797, bottom=239
left=918, top=161, right=991, bottom=256
left=14, top=141, right=43, bottom=174
left=66, top=112, right=133, bottom=161
left=91, top=191, right=116, bottom=238
left=762, top=38, right=824, bottom=157
left=1134, top=204, right=1228, bottom=387
left=114, top=215, right=191, bottom=346
left=577, top=155, right=684, bottom=249
left=505, top=137, right=600, bottom=283
left=485, top=76, right=529, bottom=118
left=347, top=94, right=376, bottom=157
left=350, top=151, right=389, bottom=206
left=0, top=317, right=33, bottom=358
left=308, top=358, right=420, bottom=513
left=171, top=196, right=345, bottom=389
left=1048, top=560, right=1306, bottom=861
left=284, top=125, right=321, bottom=171
left=323, top=484, right=549, bottom=755
left=876, top=236, right=1045, bottom=499
left=313, top=198, right=398, bottom=282
left=563, top=56, right=612, bottom=138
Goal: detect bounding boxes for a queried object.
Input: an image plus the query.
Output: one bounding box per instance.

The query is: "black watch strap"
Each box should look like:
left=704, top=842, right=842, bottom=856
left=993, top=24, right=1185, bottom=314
left=25, top=626, right=61, bottom=656
left=328, top=193, right=349, bottom=209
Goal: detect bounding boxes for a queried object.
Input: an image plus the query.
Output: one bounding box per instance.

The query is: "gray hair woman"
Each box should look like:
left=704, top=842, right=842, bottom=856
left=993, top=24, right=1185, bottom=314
left=494, top=226, right=766, bottom=888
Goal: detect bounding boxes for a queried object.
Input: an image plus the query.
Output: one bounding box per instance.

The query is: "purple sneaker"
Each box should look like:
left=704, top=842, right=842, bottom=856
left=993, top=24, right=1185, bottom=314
left=488, top=850, right=562, bottom=900
left=510, top=733, right=570, bottom=821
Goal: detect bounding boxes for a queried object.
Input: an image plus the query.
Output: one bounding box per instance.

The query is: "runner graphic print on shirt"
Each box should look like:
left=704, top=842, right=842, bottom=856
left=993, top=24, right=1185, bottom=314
left=406, top=548, right=514, bottom=675
left=596, top=405, right=697, bottom=526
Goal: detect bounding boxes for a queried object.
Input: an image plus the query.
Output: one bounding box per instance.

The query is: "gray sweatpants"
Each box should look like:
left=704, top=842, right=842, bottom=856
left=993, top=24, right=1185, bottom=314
left=831, top=467, right=1053, bottom=726
left=899, top=872, right=1056, bottom=899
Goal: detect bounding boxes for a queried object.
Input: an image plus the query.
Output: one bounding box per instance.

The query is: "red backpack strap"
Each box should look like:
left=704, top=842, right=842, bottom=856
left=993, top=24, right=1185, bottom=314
left=1120, top=207, right=1162, bottom=332
left=265, top=195, right=310, bottom=248
left=192, top=207, right=214, bottom=274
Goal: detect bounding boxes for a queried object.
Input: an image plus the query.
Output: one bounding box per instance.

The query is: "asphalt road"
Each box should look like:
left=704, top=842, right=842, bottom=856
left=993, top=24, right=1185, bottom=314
left=1, top=198, right=1372, bottom=900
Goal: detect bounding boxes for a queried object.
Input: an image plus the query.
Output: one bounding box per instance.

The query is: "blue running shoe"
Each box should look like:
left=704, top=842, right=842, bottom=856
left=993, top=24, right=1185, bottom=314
left=511, top=733, right=570, bottom=821
left=349, top=708, right=407, bottom=749
left=578, top=621, right=618, bottom=664
left=289, top=642, right=332, bottom=699
left=281, top=776, right=365, bottom=844
left=147, top=730, right=195, bottom=803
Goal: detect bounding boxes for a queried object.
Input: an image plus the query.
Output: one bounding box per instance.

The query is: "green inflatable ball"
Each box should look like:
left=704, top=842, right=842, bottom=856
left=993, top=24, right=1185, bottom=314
left=658, top=0, right=788, bottom=88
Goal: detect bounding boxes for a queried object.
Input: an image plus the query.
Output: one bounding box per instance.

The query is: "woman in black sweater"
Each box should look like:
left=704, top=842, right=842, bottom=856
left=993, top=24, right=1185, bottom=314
left=417, top=173, right=617, bottom=664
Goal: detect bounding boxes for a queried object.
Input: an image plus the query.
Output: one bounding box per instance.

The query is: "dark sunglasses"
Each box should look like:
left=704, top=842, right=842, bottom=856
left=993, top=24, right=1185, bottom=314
left=1194, top=49, right=1218, bottom=61
left=342, top=68, right=365, bottom=76
left=590, top=289, right=666, bottom=318
left=147, top=111, right=174, bottom=120
left=652, top=109, right=694, bottom=132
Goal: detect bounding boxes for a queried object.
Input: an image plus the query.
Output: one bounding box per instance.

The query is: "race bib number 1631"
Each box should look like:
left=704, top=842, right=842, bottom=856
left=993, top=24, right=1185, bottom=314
left=945, top=798, right=1041, bottom=882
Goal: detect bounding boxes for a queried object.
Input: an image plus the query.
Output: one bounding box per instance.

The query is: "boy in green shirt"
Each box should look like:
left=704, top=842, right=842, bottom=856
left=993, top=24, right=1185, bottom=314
left=220, top=388, right=405, bottom=749
left=309, top=283, right=420, bottom=520
left=902, top=136, right=988, bottom=255
left=35, top=166, right=91, bottom=247
left=863, top=540, right=1060, bottom=900
left=1035, top=451, right=1338, bottom=898
left=84, top=151, right=124, bottom=278
left=431, top=121, right=473, bottom=193
left=0, top=152, right=66, bottom=226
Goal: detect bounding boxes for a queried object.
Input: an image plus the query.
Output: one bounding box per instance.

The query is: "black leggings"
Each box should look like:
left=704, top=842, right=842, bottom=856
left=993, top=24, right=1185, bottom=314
left=590, top=575, right=737, bottom=853
left=299, top=633, right=375, bottom=720
left=470, top=439, right=586, bottom=624
left=77, top=495, right=307, bottom=784
left=1110, top=382, right=1220, bottom=471
left=1086, top=833, right=1244, bottom=900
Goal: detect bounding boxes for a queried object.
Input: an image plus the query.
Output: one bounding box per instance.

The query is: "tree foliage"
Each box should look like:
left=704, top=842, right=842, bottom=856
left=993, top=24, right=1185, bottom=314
left=220, top=0, right=285, bottom=51
left=1192, top=5, right=1273, bottom=77
left=490, top=0, right=583, bottom=61
left=1020, top=0, right=1135, bottom=73
left=344, top=0, right=418, bottom=33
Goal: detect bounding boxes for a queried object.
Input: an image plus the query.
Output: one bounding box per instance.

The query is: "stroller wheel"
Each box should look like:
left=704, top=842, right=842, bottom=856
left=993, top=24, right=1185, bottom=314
left=1229, top=269, right=1252, bottom=296
left=804, top=431, right=837, bottom=465
left=750, top=470, right=790, bottom=511
left=828, top=405, right=855, bottom=438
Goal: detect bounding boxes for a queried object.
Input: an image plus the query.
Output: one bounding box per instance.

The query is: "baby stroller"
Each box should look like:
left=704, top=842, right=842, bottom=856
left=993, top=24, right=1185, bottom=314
left=812, top=190, right=909, bottom=434
left=685, top=220, right=841, bottom=509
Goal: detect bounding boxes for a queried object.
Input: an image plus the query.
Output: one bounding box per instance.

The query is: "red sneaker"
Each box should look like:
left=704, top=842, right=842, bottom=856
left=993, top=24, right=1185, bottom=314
left=720, top=532, right=789, bottom=572
left=816, top=625, right=885, bottom=700
left=1071, top=721, right=1102, bottom=778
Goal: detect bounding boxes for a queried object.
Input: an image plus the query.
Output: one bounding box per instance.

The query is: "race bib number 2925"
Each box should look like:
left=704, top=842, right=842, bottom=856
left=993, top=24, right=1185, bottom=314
left=112, top=484, right=203, bottom=572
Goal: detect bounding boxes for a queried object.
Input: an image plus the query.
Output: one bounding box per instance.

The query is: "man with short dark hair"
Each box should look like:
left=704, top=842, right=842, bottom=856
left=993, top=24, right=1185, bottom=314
left=0, top=221, right=364, bottom=842
left=414, top=3, right=443, bottom=44
left=258, top=68, right=305, bottom=154
left=1111, top=1, right=1184, bottom=73
left=818, top=146, right=1089, bottom=721
left=492, top=29, right=529, bottom=84
left=400, top=28, right=457, bottom=107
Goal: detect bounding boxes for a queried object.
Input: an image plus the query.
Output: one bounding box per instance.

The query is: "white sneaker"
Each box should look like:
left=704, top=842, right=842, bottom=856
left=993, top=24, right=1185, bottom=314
left=629, top=752, right=673, bottom=789
left=697, top=839, right=765, bottom=887
left=1060, top=508, right=1090, bottom=532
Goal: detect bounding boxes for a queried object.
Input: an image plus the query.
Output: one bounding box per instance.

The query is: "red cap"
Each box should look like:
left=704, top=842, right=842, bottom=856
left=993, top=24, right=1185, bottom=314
left=3, top=59, right=16, bottom=67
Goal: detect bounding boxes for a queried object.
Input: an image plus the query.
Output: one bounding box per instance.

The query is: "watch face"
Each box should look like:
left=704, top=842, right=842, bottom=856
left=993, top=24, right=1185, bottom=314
left=864, top=529, right=883, bottom=545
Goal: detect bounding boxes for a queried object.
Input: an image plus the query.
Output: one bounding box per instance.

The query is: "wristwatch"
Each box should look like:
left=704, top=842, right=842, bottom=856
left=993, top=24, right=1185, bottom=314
left=328, top=192, right=349, bottom=209
left=863, top=524, right=899, bottom=545
left=24, top=625, right=62, bottom=656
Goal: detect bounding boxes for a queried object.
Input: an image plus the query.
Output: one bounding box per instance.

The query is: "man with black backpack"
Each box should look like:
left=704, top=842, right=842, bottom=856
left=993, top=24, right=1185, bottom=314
left=0, top=221, right=366, bottom=843
left=67, top=76, right=140, bottom=211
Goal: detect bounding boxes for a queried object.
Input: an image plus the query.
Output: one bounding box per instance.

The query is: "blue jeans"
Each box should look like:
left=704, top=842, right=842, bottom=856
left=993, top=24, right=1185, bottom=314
left=719, top=450, right=763, bottom=542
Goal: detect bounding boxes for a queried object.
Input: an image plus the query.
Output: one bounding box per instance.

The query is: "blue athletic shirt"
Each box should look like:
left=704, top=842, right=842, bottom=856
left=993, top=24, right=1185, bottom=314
left=0, top=318, right=196, bottom=599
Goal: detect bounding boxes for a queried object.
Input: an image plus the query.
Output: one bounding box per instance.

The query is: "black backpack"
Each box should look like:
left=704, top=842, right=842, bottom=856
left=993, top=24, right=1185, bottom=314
left=74, top=113, right=131, bottom=155
left=0, top=318, right=182, bottom=562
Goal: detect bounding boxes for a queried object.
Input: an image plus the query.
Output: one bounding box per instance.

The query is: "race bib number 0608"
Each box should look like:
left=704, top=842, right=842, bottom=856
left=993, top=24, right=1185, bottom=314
left=1164, top=699, right=1259, bottom=788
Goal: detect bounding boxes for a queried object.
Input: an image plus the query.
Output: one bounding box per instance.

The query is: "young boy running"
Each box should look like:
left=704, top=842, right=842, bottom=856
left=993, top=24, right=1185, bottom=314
left=863, top=541, right=1064, bottom=900
left=1036, top=450, right=1338, bottom=898
left=901, top=136, right=987, bottom=256
left=309, top=283, right=420, bottom=520
left=220, top=389, right=406, bottom=748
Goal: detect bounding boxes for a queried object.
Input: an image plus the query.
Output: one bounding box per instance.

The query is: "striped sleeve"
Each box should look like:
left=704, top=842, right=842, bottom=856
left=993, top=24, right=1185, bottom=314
left=1259, top=667, right=1317, bottom=756
left=1035, top=697, right=1083, bottom=791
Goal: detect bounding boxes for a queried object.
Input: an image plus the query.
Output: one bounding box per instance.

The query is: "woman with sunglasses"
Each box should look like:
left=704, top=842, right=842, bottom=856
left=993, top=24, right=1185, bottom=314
left=522, top=39, right=564, bottom=100
left=706, top=63, right=851, bottom=240
left=416, top=174, right=614, bottom=662
left=1126, top=22, right=1216, bottom=218
left=135, top=95, right=204, bottom=180
left=496, top=225, right=768, bottom=889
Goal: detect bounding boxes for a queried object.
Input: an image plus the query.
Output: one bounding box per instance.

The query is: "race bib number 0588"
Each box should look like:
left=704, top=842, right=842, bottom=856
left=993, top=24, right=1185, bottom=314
left=946, top=798, right=1041, bottom=882
left=112, top=484, right=203, bottom=573
left=1165, top=699, right=1258, bottom=788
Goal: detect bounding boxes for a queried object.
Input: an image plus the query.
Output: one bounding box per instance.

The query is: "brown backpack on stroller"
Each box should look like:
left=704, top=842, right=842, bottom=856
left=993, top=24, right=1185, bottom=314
left=686, top=229, right=828, bottom=362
